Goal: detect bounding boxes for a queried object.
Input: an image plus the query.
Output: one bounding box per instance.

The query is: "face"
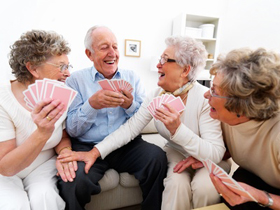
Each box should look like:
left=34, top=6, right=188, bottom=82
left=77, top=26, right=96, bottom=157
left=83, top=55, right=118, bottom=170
left=157, top=46, right=186, bottom=92
left=34, top=54, right=70, bottom=83
left=86, top=27, right=119, bottom=79
left=204, top=73, right=239, bottom=125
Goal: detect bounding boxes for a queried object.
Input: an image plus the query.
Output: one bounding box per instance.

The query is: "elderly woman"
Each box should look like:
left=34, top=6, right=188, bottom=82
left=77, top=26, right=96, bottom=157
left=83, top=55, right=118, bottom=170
left=204, top=48, right=280, bottom=209
left=0, top=30, right=76, bottom=210
left=58, top=35, right=228, bottom=209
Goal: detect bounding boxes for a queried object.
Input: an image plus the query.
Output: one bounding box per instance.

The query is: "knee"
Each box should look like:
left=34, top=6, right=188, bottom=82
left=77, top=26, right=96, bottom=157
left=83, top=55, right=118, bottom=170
left=0, top=192, right=30, bottom=210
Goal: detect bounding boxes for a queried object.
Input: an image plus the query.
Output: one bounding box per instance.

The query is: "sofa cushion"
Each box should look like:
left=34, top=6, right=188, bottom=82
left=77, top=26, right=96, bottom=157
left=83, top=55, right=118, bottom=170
left=119, top=172, right=139, bottom=188
left=99, top=169, right=119, bottom=192
left=141, top=120, right=158, bottom=134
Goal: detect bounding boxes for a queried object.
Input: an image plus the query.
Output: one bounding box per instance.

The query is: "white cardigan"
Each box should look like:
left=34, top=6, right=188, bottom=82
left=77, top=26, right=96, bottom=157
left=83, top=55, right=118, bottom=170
left=96, top=82, right=225, bottom=163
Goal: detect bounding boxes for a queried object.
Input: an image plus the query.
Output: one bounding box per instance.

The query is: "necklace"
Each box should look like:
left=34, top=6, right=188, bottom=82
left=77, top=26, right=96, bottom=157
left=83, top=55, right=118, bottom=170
left=181, top=93, right=188, bottom=102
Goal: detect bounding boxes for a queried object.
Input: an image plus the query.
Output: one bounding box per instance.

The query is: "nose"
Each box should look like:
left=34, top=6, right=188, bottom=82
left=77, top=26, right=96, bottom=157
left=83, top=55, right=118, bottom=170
left=108, top=46, right=116, bottom=56
left=63, top=68, right=71, bottom=77
left=204, top=89, right=210, bottom=99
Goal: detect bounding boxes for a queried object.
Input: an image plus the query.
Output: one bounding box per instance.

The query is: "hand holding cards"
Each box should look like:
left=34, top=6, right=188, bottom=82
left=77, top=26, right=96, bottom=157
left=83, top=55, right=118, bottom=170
left=23, top=78, right=77, bottom=112
left=147, top=94, right=185, bottom=119
left=98, top=79, right=133, bottom=93
left=202, top=159, right=257, bottom=202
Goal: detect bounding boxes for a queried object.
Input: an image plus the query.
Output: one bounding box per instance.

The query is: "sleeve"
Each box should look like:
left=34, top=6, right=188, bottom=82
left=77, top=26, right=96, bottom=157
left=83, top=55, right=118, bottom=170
left=170, top=93, right=226, bottom=163
left=123, top=71, right=146, bottom=117
left=65, top=76, right=98, bottom=138
left=95, top=91, right=154, bottom=159
left=0, top=106, right=15, bottom=141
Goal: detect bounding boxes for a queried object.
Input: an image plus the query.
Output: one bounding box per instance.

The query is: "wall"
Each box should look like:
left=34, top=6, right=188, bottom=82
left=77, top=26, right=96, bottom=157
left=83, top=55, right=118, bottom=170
left=1, top=0, right=280, bottom=92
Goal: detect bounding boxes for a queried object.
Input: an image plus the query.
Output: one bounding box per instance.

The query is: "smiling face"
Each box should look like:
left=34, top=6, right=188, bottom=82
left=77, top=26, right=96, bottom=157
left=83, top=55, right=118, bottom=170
left=157, top=46, right=187, bottom=92
left=204, top=73, right=243, bottom=125
left=86, top=27, right=119, bottom=79
left=29, top=54, right=70, bottom=83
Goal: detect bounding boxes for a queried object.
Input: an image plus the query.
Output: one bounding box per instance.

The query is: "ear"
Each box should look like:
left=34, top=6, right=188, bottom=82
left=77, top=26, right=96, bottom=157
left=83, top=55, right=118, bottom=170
left=26, top=62, right=40, bottom=79
left=181, top=65, right=191, bottom=78
left=85, top=49, right=94, bottom=61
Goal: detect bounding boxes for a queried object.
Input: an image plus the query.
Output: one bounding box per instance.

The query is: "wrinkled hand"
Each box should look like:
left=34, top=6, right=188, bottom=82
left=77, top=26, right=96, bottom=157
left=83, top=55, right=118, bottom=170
left=173, top=156, right=203, bottom=173
left=210, top=174, right=255, bottom=206
left=57, top=148, right=100, bottom=174
left=120, top=88, right=133, bottom=109
left=32, top=98, right=65, bottom=136
left=154, top=103, right=181, bottom=135
left=56, top=150, right=78, bottom=182
left=88, top=90, right=124, bottom=109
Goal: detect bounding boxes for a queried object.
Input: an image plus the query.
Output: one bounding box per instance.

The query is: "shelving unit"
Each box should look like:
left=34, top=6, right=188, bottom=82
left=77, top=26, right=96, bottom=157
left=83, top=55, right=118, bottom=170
left=172, top=13, right=220, bottom=83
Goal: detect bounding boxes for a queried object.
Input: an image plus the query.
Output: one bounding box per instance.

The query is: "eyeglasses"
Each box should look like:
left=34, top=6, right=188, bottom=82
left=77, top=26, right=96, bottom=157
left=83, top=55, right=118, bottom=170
left=210, top=80, right=231, bottom=99
left=45, top=62, right=73, bottom=73
left=159, top=57, right=177, bottom=65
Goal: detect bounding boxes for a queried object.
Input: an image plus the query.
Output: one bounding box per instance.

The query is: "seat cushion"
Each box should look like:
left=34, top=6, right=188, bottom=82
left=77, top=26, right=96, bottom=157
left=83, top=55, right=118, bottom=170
left=99, top=169, right=119, bottom=192
left=119, top=172, right=139, bottom=188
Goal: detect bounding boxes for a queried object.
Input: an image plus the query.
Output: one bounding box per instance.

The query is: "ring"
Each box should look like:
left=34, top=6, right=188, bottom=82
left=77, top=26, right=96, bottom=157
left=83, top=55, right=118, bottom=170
left=46, top=116, right=52, bottom=121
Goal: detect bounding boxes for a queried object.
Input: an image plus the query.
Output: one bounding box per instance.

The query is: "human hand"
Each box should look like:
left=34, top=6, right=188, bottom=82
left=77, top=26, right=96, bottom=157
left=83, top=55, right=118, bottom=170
left=210, top=174, right=255, bottom=206
left=57, top=147, right=100, bottom=174
left=88, top=90, right=124, bottom=109
left=154, top=103, right=181, bottom=135
left=173, top=156, right=203, bottom=173
left=120, top=88, right=133, bottom=109
left=31, top=98, right=65, bottom=136
left=56, top=149, right=78, bottom=182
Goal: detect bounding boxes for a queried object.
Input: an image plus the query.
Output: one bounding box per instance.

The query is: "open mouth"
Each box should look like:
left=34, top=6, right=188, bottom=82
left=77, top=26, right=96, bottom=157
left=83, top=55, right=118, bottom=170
left=105, top=60, right=115, bottom=65
left=158, top=72, right=165, bottom=78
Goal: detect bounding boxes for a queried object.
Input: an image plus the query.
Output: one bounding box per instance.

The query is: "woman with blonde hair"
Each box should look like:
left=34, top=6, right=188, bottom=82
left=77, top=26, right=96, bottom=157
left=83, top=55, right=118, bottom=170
left=204, top=48, right=280, bottom=209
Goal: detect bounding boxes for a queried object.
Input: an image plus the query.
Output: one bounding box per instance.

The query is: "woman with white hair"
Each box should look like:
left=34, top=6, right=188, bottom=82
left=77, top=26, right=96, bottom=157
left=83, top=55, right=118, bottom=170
left=59, top=35, right=228, bottom=209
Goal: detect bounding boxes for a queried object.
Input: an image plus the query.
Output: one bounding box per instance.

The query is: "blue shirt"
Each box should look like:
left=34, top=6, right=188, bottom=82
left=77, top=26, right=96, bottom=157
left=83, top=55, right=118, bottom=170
left=65, top=66, right=145, bottom=144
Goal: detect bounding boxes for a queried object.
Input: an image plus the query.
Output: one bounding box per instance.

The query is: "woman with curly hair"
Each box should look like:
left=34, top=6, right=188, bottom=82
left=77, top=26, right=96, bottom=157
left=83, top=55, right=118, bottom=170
left=204, top=48, right=280, bottom=209
left=0, top=30, right=76, bottom=210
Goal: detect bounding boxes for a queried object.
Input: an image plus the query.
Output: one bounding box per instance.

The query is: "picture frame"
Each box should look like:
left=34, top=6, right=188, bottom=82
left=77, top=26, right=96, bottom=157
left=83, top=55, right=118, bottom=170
left=125, top=39, right=141, bottom=57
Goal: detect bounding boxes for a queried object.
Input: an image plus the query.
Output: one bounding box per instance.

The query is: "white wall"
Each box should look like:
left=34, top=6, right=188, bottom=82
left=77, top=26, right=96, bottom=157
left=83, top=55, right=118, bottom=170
left=1, top=0, right=280, bottom=92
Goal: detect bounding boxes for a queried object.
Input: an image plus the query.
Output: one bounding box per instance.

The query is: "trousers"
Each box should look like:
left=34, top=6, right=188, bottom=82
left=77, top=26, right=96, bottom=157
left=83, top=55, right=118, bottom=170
left=58, top=136, right=167, bottom=210
left=161, top=146, right=231, bottom=210
left=0, top=156, right=65, bottom=210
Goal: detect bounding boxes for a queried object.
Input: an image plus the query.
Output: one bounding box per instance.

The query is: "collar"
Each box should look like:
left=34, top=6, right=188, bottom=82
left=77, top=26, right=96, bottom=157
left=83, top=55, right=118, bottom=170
left=91, top=66, right=121, bottom=82
left=160, top=80, right=196, bottom=96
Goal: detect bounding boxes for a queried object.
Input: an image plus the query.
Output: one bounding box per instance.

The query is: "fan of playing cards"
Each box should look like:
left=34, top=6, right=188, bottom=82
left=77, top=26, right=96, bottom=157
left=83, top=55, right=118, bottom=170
left=23, top=78, right=77, bottom=112
left=202, top=159, right=257, bottom=202
left=147, top=94, right=185, bottom=120
left=98, top=79, right=133, bottom=93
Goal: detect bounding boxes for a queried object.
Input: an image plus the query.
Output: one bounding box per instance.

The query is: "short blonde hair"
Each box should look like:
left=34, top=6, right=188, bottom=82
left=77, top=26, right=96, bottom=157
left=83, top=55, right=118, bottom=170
left=210, top=48, right=280, bottom=120
left=9, top=30, right=70, bottom=83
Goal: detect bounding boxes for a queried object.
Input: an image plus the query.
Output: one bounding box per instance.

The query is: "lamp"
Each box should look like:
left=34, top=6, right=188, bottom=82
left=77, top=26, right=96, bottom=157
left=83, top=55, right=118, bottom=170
left=150, top=56, right=159, bottom=72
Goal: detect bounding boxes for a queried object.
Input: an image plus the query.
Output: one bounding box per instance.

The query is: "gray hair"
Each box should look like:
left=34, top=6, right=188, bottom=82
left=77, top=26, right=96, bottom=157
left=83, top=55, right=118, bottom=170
left=9, top=30, right=70, bottom=83
left=210, top=48, right=280, bottom=120
left=165, top=36, right=207, bottom=81
left=84, top=25, right=112, bottom=53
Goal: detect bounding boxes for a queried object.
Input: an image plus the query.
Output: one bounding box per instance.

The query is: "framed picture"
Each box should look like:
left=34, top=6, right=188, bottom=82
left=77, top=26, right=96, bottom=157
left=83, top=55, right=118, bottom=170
left=125, top=39, right=141, bottom=57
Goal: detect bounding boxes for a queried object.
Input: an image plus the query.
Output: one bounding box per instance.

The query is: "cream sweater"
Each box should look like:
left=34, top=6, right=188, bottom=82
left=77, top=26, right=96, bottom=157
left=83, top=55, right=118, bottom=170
left=222, top=115, right=280, bottom=188
left=0, top=83, right=66, bottom=178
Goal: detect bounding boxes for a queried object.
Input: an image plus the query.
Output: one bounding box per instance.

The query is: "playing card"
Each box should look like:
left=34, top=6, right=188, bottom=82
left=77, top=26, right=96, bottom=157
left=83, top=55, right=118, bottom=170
left=50, top=85, right=76, bottom=112
left=202, top=159, right=257, bottom=202
left=23, top=79, right=77, bottom=111
left=98, top=79, right=133, bottom=93
left=164, top=97, right=185, bottom=112
left=147, top=94, right=185, bottom=120
left=23, top=89, right=36, bottom=108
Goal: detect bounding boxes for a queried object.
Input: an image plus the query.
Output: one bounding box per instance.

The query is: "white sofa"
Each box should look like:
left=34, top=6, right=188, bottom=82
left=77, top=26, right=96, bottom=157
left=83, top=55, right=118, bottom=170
left=85, top=120, right=167, bottom=210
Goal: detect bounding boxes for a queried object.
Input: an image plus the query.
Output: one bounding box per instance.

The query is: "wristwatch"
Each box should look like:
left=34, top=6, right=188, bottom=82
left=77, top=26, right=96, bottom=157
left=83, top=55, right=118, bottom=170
left=258, top=191, right=273, bottom=207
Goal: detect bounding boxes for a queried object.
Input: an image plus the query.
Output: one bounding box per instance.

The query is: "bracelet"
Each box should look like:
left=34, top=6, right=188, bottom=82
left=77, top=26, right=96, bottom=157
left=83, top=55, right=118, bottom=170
left=58, top=146, right=72, bottom=155
left=258, top=191, right=273, bottom=207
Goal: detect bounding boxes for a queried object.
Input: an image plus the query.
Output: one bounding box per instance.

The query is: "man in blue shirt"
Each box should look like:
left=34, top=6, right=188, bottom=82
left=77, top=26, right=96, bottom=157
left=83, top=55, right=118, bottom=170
left=57, top=25, right=167, bottom=210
